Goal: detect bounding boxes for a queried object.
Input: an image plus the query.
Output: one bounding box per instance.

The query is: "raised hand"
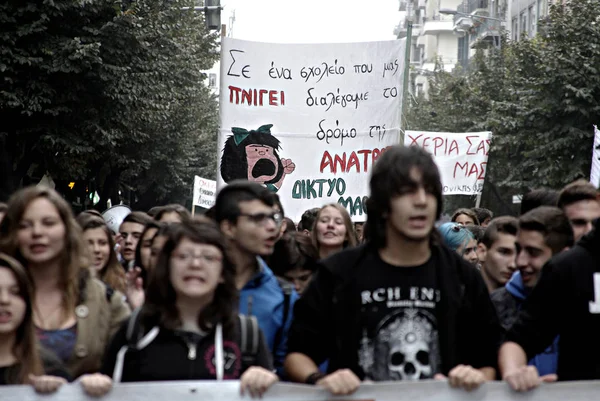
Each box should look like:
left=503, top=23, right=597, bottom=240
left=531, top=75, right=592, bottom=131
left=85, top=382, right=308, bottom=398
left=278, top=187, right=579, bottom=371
left=125, top=266, right=145, bottom=309
left=281, top=158, right=296, bottom=175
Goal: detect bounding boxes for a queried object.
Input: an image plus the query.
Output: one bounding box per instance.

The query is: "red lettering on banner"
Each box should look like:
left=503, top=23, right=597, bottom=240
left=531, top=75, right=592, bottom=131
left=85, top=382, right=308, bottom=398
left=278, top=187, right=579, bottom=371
left=320, top=147, right=391, bottom=174
left=347, top=152, right=360, bottom=172
left=408, top=133, right=423, bottom=146
left=242, top=89, right=252, bottom=105
left=259, top=89, right=268, bottom=106
left=410, top=134, right=459, bottom=156
left=453, top=161, right=487, bottom=179
left=479, top=162, right=487, bottom=179
left=228, top=86, right=286, bottom=106
left=334, top=153, right=346, bottom=173
left=449, top=140, right=459, bottom=155
left=422, top=136, right=431, bottom=151
left=466, top=135, right=490, bottom=156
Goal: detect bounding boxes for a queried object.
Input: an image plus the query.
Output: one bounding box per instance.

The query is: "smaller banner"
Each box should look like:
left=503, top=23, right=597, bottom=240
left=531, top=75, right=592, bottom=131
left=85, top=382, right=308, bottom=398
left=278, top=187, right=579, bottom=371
left=193, top=176, right=217, bottom=209
left=405, top=131, right=492, bottom=195
left=590, top=125, right=600, bottom=188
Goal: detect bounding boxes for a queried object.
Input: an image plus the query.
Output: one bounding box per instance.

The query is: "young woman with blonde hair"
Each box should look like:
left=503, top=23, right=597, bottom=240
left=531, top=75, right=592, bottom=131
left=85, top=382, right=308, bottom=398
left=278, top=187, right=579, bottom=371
left=311, top=204, right=358, bottom=260
left=0, top=186, right=130, bottom=379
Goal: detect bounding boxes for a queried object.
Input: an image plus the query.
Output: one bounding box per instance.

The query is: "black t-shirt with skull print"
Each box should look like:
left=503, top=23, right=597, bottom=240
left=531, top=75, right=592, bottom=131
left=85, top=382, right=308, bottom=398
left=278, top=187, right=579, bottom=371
left=356, top=252, right=442, bottom=381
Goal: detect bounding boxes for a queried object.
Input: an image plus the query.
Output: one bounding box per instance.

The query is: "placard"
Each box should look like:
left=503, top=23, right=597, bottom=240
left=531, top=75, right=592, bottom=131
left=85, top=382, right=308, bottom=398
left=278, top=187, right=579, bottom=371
left=405, top=131, right=492, bottom=195
left=218, top=38, right=406, bottom=222
left=193, top=176, right=217, bottom=209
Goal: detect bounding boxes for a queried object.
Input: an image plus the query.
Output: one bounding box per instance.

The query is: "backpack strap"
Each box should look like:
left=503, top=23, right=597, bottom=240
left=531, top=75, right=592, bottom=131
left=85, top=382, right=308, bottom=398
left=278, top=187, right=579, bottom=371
left=113, top=307, right=160, bottom=383
left=238, top=314, right=260, bottom=368
left=126, top=307, right=143, bottom=345
left=272, top=277, right=294, bottom=357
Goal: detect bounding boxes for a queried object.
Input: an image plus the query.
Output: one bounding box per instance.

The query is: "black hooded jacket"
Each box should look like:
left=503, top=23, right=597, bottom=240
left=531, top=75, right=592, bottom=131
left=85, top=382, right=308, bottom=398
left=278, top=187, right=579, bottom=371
left=506, top=221, right=600, bottom=380
left=287, top=243, right=502, bottom=379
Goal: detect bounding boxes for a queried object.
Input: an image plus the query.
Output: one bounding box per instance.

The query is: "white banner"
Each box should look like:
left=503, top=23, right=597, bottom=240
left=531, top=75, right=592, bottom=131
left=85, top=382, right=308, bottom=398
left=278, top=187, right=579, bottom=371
left=193, top=176, right=217, bottom=209
left=218, top=38, right=406, bottom=222
left=590, top=125, right=600, bottom=188
left=405, top=131, right=492, bottom=195
left=3, top=380, right=599, bottom=401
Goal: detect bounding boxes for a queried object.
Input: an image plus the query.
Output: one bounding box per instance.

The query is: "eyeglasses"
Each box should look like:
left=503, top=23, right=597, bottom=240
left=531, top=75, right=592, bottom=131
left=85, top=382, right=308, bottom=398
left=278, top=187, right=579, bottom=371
left=238, top=212, right=283, bottom=227
left=171, top=252, right=223, bottom=265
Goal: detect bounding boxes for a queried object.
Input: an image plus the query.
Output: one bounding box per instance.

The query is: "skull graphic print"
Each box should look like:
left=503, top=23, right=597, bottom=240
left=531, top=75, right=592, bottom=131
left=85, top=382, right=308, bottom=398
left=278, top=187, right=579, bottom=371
left=359, top=309, right=441, bottom=381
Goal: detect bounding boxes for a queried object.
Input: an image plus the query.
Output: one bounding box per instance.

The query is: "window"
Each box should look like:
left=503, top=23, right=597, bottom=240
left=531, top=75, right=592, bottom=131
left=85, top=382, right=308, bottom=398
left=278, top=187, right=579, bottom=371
left=527, top=6, right=534, bottom=35
left=208, top=73, right=217, bottom=88
left=520, top=12, right=527, bottom=38
left=530, top=5, right=537, bottom=35
left=416, top=83, right=424, bottom=96
left=411, top=44, right=423, bottom=64
left=512, top=17, right=519, bottom=41
left=538, top=0, right=548, bottom=18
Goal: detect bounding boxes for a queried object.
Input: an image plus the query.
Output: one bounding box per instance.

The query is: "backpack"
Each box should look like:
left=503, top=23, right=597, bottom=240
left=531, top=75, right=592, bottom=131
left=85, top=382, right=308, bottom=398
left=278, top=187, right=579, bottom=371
left=112, top=308, right=260, bottom=383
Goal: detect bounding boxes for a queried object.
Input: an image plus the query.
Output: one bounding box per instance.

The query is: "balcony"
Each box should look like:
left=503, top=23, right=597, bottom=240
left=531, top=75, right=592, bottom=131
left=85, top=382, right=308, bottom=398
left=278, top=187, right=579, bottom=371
left=469, top=18, right=501, bottom=48
left=422, top=15, right=455, bottom=35
left=394, top=20, right=422, bottom=38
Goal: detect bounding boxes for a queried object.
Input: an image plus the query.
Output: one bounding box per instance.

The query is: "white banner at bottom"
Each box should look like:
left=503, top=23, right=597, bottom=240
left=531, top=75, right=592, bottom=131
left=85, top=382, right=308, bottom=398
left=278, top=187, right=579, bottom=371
left=3, top=380, right=600, bottom=401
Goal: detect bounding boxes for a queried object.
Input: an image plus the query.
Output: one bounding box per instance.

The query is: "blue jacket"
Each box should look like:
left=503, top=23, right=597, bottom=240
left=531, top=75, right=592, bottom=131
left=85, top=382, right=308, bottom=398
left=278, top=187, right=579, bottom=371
left=239, top=258, right=298, bottom=377
left=505, top=272, right=559, bottom=376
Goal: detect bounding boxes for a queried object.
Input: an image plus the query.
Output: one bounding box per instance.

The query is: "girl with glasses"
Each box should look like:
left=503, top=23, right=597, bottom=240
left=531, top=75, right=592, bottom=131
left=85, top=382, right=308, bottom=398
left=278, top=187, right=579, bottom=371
left=97, top=221, right=278, bottom=397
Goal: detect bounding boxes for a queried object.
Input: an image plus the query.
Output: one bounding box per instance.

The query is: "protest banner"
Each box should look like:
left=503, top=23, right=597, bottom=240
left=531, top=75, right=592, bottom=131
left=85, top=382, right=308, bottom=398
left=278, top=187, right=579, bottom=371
left=590, top=125, right=600, bottom=188
left=192, top=176, right=217, bottom=209
left=4, top=380, right=598, bottom=401
left=218, top=38, right=406, bottom=222
left=405, top=131, right=492, bottom=195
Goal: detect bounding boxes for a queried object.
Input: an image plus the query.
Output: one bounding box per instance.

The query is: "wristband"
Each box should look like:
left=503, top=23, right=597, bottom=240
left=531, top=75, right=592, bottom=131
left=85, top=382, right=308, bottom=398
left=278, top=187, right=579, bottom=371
left=305, top=371, right=326, bottom=385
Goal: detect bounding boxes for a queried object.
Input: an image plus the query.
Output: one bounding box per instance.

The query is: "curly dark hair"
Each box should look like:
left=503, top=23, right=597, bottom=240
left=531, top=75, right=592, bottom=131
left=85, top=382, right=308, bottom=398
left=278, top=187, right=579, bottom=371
left=143, top=221, right=238, bottom=337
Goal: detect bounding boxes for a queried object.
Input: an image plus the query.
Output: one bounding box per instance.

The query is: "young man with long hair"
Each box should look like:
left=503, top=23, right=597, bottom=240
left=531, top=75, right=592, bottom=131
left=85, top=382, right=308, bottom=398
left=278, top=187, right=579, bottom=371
left=285, top=145, right=502, bottom=394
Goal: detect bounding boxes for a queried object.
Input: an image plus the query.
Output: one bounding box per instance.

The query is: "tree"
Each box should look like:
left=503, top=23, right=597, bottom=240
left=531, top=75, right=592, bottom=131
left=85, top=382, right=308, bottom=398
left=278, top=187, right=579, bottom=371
left=406, top=0, right=600, bottom=214
left=0, top=0, right=220, bottom=211
left=491, top=0, right=600, bottom=190
left=0, top=0, right=117, bottom=199
left=93, top=0, right=219, bottom=210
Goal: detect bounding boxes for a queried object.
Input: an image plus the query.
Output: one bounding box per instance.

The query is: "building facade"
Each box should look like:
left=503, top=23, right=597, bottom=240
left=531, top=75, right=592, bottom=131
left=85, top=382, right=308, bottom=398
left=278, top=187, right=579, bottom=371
left=396, top=0, right=463, bottom=96
left=509, top=0, right=551, bottom=41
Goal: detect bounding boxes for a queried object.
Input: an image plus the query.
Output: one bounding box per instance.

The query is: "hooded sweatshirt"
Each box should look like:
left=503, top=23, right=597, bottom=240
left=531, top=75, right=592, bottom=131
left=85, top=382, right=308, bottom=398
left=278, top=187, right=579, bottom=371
left=504, top=272, right=559, bottom=376
left=506, top=224, right=600, bottom=380
left=239, top=257, right=298, bottom=376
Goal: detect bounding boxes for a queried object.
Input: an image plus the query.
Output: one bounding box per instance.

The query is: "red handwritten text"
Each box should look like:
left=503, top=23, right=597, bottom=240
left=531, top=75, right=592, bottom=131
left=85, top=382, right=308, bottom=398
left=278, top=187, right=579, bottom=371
left=319, top=147, right=391, bottom=174
left=408, top=133, right=490, bottom=156
left=228, top=86, right=286, bottom=106
left=466, top=135, right=491, bottom=156
left=453, top=161, right=487, bottom=180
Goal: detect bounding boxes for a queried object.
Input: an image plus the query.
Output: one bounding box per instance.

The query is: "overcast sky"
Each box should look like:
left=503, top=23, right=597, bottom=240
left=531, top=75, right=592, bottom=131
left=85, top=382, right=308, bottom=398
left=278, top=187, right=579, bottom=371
left=221, top=0, right=402, bottom=43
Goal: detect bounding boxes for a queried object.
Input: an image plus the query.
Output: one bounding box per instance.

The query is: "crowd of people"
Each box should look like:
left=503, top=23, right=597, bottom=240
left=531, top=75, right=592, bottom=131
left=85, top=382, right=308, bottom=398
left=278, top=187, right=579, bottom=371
left=0, top=145, right=599, bottom=396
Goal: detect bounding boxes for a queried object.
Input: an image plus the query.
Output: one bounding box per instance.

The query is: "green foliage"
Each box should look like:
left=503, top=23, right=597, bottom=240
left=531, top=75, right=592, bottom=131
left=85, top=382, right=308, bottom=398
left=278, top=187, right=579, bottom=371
left=406, top=0, right=600, bottom=212
left=0, top=0, right=219, bottom=209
